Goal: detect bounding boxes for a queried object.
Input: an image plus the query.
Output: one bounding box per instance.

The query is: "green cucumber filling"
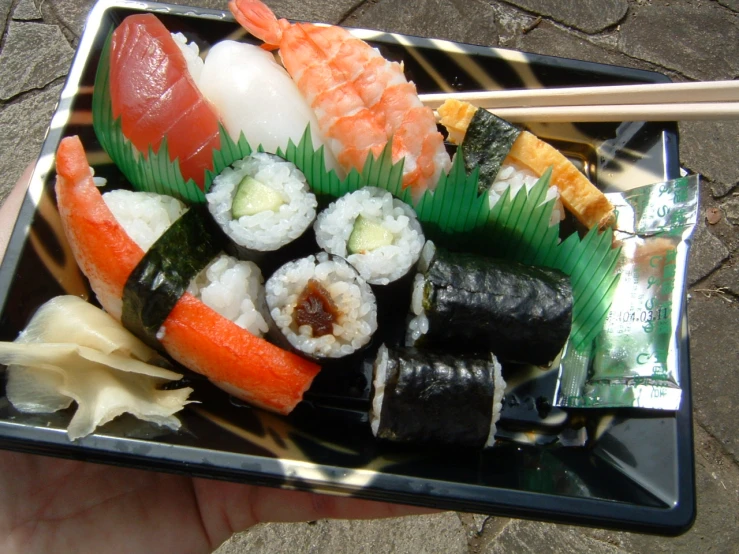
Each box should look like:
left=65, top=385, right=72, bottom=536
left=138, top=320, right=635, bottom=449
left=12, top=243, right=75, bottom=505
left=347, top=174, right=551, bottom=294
left=347, top=216, right=394, bottom=254
left=232, top=176, right=285, bottom=218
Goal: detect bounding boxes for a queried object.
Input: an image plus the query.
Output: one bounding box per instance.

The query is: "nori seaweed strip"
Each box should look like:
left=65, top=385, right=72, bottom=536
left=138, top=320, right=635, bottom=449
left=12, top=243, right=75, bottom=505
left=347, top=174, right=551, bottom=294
left=416, top=248, right=572, bottom=366
left=376, top=347, right=495, bottom=447
left=122, top=207, right=225, bottom=348
left=461, top=109, right=521, bottom=194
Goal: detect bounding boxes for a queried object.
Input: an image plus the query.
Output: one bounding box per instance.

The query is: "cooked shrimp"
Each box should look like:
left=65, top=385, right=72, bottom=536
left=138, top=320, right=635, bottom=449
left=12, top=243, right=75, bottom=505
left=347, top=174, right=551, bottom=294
left=229, top=0, right=451, bottom=199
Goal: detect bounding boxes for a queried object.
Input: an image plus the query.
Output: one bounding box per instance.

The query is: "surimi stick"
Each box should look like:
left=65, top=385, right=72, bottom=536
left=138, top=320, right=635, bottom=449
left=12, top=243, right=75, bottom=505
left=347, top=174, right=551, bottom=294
left=55, top=136, right=321, bottom=415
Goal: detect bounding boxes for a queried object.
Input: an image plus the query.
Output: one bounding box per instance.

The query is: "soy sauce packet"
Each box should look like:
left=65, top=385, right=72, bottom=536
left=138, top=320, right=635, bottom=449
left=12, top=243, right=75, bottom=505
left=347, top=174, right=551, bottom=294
left=556, top=175, right=699, bottom=410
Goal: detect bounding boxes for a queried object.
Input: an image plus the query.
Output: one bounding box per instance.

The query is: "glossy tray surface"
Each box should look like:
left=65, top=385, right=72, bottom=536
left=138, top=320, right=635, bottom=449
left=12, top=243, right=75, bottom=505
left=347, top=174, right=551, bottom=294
left=0, top=0, right=693, bottom=535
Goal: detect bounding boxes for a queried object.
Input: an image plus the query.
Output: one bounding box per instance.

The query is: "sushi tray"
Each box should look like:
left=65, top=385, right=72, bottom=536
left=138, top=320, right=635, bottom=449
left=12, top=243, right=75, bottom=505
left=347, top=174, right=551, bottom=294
left=0, top=0, right=697, bottom=535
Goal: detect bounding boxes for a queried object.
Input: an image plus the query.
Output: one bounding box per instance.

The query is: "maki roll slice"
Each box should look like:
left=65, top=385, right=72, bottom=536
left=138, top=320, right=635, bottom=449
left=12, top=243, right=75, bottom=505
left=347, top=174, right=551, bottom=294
left=370, top=345, right=505, bottom=448
left=314, top=187, right=425, bottom=286
left=207, top=152, right=318, bottom=271
left=265, top=252, right=378, bottom=359
left=407, top=242, right=573, bottom=366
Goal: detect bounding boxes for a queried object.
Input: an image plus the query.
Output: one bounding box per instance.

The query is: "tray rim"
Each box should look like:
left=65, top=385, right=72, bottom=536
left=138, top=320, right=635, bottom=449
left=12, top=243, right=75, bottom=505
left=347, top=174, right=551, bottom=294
left=0, top=0, right=694, bottom=535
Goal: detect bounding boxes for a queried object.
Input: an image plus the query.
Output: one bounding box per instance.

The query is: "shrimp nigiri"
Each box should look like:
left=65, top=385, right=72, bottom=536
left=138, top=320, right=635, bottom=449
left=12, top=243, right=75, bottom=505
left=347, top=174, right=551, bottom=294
left=109, top=14, right=222, bottom=189
left=229, top=0, right=451, bottom=199
left=55, top=136, right=321, bottom=414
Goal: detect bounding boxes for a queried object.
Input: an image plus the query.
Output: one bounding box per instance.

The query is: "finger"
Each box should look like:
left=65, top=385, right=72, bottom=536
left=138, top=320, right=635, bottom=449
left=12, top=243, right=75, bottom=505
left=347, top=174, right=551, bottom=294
left=191, top=478, right=440, bottom=550
left=0, top=163, right=35, bottom=261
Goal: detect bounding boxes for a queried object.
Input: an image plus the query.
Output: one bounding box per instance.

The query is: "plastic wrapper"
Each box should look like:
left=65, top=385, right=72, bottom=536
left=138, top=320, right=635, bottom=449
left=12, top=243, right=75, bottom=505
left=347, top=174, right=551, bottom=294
left=556, top=175, right=699, bottom=410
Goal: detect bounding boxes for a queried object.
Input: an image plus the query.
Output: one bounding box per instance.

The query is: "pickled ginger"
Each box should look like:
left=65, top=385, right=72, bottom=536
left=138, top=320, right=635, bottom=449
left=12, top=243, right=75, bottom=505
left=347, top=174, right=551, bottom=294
left=0, top=296, right=192, bottom=440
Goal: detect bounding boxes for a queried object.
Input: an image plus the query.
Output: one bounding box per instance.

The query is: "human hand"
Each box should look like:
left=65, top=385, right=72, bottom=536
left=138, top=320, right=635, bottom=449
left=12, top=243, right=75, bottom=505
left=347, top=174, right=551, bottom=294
left=0, top=166, right=436, bottom=554
left=0, top=448, right=434, bottom=553
left=0, top=163, right=34, bottom=261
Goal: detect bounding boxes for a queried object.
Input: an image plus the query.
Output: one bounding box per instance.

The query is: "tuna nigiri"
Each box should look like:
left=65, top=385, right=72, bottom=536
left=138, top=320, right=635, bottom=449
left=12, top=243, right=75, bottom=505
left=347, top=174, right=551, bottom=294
left=55, top=135, right=321, bottom=415
left=109, top=14, right=222, bottom=189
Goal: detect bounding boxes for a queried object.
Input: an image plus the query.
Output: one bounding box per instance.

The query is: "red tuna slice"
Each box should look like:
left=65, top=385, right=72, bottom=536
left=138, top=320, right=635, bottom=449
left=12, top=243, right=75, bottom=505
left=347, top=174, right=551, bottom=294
left=109, top=14, right=221, bottom=190
left=55, top=136, right=321, bottom=415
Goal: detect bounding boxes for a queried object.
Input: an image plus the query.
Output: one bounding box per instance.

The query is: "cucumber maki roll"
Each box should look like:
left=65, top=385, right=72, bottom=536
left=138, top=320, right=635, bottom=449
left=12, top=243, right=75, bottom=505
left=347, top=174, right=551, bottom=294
left=407, top=242, right=572, bottom=366
left=314, top=187, right=425, bottom=285
left=265, top=252, right=378, bottom=359
left=206, top=152, right=318, bottom=253
left=370, top=345, right=505, bottom=448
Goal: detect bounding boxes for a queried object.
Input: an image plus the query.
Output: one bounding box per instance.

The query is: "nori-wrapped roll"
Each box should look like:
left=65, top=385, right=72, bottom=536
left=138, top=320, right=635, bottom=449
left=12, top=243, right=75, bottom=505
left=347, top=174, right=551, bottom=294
left=407, top=242, right=572, bottom=366
left=264, top=252, right=378, bottom=360
left=370, top=345, right=505, bottom=448
left=206, top=152, right=319, bottom=278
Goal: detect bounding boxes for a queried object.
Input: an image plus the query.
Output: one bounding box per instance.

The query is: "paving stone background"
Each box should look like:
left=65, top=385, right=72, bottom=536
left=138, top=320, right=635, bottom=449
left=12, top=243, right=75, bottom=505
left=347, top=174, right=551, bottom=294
left=500, top=0, right=629, bottom=34
left=0, top=1, right=737, bottom=552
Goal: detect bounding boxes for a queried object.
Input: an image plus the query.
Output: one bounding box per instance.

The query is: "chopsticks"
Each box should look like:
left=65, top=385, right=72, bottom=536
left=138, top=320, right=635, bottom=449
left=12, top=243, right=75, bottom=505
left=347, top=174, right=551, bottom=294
left=420, top=80, right=739, bottom=122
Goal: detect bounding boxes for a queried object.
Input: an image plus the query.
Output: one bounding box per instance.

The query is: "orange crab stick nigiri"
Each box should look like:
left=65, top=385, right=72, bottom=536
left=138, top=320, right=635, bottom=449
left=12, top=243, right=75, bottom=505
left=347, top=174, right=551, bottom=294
left=109, top=14, right=222, bottom=190
left=55, top=136, right=321, bottom=415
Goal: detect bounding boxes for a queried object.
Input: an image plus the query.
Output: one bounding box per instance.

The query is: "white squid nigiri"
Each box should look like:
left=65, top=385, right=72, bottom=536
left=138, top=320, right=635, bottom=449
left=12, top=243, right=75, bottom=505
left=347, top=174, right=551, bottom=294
left=197, top=40, right=342, bottom=176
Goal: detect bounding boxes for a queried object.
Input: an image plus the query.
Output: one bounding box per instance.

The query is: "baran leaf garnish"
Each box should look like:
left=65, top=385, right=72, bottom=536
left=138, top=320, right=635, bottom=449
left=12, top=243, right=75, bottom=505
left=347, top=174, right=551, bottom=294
left=92, top=33, right=619, bottom=351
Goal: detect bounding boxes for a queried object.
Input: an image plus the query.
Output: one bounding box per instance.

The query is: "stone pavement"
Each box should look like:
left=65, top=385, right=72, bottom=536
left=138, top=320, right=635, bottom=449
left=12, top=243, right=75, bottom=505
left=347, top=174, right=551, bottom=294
left=0, top=0, right=737, bottom=551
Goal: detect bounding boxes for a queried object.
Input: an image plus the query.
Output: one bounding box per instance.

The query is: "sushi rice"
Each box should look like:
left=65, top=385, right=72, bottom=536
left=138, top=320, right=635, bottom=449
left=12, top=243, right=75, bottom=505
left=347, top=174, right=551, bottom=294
left=103, top=190, right=185, bottom=252
left=103, top=189, right=268, bottom=336
left=491, top=162, right=563, bottom=226
left=406, top=240, right=436, bottom=345
left=207, top=153, right=317, bottom=252
left=187, top=256, right=269, bottom=336
left=370, top=344, right=390, bottom=436
left=486, top=356, right=507, bottom=447
left=314, top=187, right=425, bottom=285
left=171, top=32, right=204, bottom=82
left=265, top=252, right=378, bottom=358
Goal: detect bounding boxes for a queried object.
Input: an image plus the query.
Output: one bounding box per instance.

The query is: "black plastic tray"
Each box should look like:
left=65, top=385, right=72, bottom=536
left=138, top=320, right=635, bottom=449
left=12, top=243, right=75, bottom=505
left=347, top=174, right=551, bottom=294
left=0, top=0, right=694, bottom=535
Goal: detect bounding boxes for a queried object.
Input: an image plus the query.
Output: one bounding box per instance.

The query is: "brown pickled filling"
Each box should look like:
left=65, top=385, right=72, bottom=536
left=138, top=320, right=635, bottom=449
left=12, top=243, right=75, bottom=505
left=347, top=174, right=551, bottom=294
left=294, top=279, right=340, bottom=336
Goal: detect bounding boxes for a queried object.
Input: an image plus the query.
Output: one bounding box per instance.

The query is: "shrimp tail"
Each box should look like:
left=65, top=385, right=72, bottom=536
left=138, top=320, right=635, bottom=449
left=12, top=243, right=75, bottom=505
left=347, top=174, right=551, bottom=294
left=228, top=0, right=286, bottom=47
